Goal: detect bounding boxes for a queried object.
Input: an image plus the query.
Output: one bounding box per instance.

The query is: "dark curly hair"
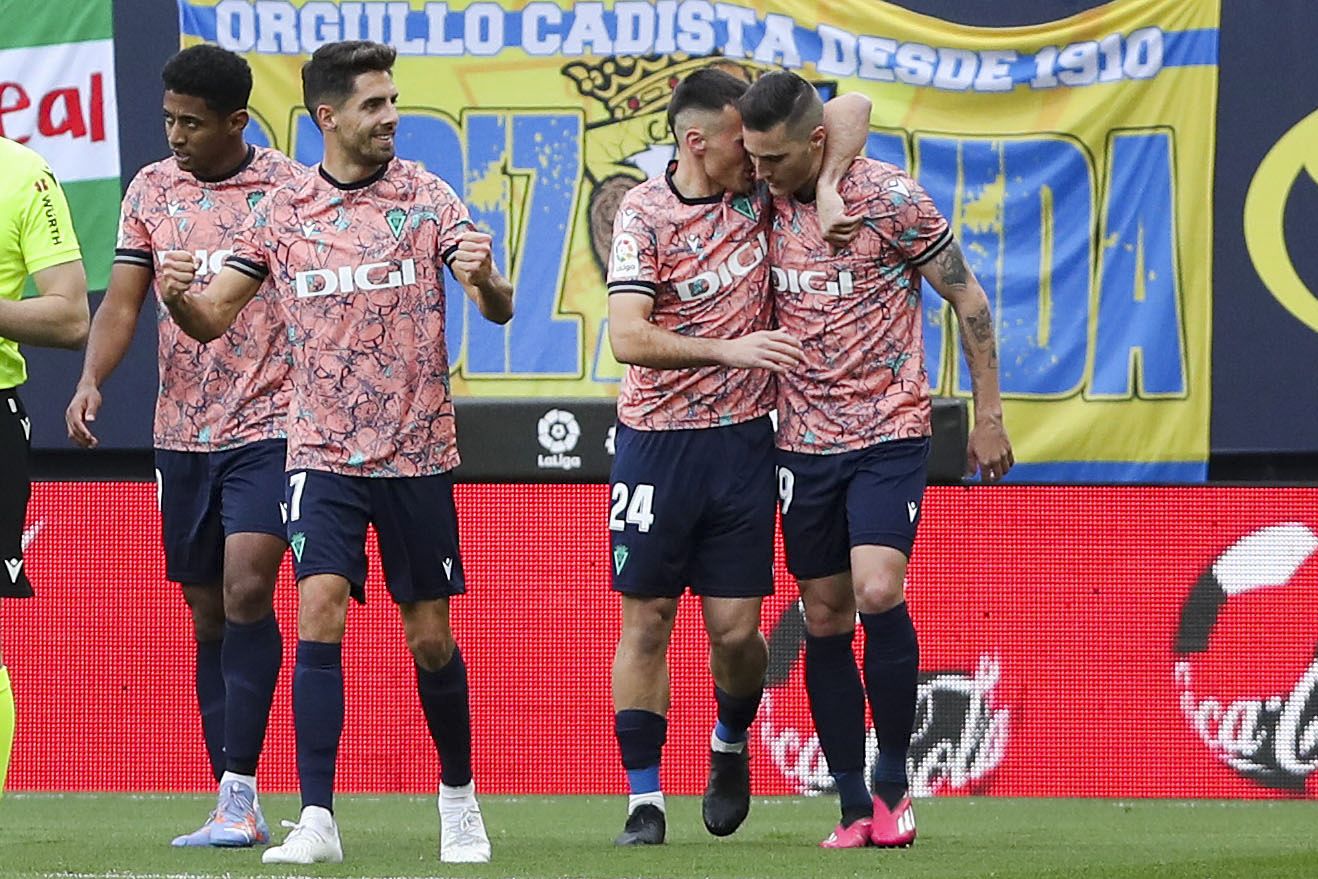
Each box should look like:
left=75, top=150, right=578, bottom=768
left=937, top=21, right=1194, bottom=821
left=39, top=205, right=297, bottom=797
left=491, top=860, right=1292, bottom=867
left=161, top=44, right=252, bottom=116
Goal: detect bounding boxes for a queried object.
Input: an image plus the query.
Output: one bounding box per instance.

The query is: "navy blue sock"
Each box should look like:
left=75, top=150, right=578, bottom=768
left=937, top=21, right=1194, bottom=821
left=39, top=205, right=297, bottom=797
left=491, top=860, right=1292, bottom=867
left=615, top=709, right=666, bottom=794
left=294, top=640, right=343, bottom=812
left=416, top=647, right=473, bottom=788
left=804, top=631, right=869, bottom=816
left=713, top=685, right=763, bottom=745
left=860, top=604, right=920, bottom=801
left=222, top=614, right=282, bottom=776
left=195, top=638, right=226, bottom=783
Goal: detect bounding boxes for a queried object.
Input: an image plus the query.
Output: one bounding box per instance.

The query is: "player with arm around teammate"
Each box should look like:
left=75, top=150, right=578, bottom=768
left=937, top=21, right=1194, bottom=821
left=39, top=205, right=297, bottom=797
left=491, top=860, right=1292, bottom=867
left=739, top=70, right=1013, bottom=849
left=605, top=65, right=871, bottom=846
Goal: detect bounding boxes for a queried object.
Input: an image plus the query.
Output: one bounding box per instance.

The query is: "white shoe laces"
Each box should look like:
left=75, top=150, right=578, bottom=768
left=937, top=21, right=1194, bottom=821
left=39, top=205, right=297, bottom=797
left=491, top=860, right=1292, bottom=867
left=442, top=802, right=488, bottom=850
left=276, top=818, right=332, bottom=851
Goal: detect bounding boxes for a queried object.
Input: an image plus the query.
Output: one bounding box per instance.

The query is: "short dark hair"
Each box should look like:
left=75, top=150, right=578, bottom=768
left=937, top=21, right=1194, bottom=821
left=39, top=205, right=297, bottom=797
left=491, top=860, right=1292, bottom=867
left=738, top=70, right=822, bottom=138
left=302, top=40, right=397, bottom=125
left=161, top=44, right=251, bottom=116
left=667, top=66, right=749, bottom=138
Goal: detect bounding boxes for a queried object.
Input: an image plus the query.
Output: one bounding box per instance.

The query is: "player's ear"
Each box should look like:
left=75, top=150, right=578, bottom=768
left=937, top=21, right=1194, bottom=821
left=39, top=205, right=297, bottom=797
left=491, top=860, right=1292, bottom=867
left=809, top=124, right=825, bottom=152
left=683, top=127, right=705, bottom=157
left=226, top=108, right=249, bottom=137
left=315, top=103, right=336, bottom=132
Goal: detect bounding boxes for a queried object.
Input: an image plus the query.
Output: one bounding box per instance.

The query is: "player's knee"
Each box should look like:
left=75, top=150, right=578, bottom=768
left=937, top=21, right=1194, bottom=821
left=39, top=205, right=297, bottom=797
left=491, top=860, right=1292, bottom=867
left=182, top=585, right=224, bottom=640
left=853, top=574, right=905, bottom=614
left=408, top=630, right=455, bottom=671
left=298, top=590, right=348, bottom=642
left=223, top=572, right=275, bottom=623
left=620, top=599, right=677, bottom=657
left=801, top=597, right=854, bottom=637
left=707, top=621, right=762, bottom=659
left=620, top=616, right=671, bottom=658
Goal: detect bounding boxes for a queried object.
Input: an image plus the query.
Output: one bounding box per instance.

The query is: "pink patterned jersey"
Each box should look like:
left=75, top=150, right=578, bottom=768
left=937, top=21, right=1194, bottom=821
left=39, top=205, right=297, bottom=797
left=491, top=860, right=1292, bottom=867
left=770, top=158, right=952, bottom=453
left=226, top=159, right=472, bottom=477
left=607, top=166, right=775, bottom=431
left=115, top=146, right=300, bottom=451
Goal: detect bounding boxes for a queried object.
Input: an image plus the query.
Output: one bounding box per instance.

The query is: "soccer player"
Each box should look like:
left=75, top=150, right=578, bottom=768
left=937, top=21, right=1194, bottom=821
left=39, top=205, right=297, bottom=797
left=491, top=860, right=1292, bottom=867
left=0, top=137, right=90, bottom=797
left=155, top=40, right=512, bottom=866
left=605, top=67, right=870, bottom=846
left=739, top=71, right=1014, bottom=849
left=64, top=45, right=300, bottom=847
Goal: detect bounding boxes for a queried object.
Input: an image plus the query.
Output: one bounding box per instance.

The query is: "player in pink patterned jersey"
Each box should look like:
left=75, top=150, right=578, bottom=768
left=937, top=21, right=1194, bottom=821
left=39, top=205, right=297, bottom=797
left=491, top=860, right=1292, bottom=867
left=606, top=66, right=872, bottom=846
left=66, top=46, right=299, bottom=849
left=157, top=41, right=512, bottom=867
left=741, top=72, right=1014, bottom=850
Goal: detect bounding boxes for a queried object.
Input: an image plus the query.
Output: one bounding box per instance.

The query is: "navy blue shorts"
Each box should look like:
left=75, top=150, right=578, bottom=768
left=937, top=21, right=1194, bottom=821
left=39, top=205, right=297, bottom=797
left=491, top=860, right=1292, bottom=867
left=609, top=416, right=776, bottom=599
left=776, top=437, right=930, bottom=580
left=284, top=469, right=465, bottom=604
left=155, top=439, right=289, bottom=585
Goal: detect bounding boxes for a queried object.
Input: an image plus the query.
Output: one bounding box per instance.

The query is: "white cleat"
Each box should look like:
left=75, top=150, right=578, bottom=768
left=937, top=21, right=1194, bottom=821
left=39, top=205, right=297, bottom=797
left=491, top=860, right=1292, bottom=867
left=439, top=782, right=491, bottom=863
left=261, top=807, right=343, bottom=865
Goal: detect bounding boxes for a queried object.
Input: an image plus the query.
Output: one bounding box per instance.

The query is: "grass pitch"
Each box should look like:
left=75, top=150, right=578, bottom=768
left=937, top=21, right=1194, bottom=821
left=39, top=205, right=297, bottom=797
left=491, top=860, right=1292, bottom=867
left=3, top=793, right=1317, bottom=878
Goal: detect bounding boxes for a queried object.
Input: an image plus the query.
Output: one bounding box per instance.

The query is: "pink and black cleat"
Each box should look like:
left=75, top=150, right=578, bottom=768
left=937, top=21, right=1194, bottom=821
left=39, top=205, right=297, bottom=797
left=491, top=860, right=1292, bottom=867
left=869, top=795, right=917, bottom=848
left=819, top=816, right=874, bottom=849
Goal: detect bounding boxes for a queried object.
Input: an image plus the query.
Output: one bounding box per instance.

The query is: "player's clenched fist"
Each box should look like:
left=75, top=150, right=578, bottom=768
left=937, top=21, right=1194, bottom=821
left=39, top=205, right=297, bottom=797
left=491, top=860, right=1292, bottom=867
left=157, top=250, right=199, bottom=303
left=449, top=230, right=493, bottom=288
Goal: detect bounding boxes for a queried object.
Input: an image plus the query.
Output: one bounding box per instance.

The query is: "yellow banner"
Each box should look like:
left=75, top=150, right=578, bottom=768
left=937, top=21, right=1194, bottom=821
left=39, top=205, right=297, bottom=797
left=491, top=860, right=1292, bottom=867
left=180, top=0, right=1218, bottom=480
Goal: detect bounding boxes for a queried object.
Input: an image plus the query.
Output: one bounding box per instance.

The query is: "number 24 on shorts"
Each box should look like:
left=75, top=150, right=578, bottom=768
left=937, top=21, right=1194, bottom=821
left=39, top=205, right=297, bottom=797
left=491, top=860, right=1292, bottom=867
left=609, top=482, right=655, bottom=533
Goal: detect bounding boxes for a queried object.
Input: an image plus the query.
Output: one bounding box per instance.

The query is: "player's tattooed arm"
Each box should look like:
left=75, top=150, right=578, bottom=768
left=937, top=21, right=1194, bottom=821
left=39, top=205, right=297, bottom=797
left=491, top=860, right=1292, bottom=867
left=450, top=229, right=513, bottom=324
left=918, top=238, right=1015, bottom=482
left=608, top=292, right=803, bottom=372
left=815, top=92, right=873, bottom=246
left=157, top=252, right=261, bottom=343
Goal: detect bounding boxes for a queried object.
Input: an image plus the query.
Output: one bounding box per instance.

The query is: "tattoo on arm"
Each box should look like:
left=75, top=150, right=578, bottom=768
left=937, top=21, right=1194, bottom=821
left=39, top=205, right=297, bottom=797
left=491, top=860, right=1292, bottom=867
left=961, top=303, right=999, bottom=370
left=933, top=240, right=969, bottom=287
left=964, top=304, right=994, bottom=347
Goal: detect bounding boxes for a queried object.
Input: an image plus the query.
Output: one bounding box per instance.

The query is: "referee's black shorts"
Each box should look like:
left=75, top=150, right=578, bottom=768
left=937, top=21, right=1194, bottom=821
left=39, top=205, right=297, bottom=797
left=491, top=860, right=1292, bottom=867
left=0, top=387, right=33, bottom=598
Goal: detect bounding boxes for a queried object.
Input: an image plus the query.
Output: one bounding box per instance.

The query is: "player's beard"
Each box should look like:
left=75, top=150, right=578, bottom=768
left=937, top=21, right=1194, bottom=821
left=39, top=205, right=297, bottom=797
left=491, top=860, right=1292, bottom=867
left=350, top=126, right=396, bottom=167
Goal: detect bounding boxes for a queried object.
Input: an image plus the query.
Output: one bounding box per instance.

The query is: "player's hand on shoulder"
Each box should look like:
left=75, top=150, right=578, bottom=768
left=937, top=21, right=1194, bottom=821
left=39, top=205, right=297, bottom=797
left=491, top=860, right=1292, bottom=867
left=65, top=383, right=101, bottom=449
left=450, top=229, right=494, bottom=287
left=817, top=184, right=863, bottom=248
left=157, top=250, right=198, bottom=303
left=722, top=329, right=804, bottom=372
left=965, top=413, right=1014, bottom=483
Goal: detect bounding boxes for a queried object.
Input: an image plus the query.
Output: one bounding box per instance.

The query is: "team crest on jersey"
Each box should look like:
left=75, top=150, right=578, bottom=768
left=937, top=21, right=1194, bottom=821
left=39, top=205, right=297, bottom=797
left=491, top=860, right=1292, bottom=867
left=386, top=207, right=408, bottom=239
left=246, top=190, right=265, bottom=210
left=611, top=233, right=641, bottom=280
left=730, top=194, right=758, bottom=222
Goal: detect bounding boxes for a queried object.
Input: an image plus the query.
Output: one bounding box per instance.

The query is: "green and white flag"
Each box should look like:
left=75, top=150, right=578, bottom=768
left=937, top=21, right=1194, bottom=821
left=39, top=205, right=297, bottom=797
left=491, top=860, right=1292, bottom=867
left=0, top=0, right=119, bottom=291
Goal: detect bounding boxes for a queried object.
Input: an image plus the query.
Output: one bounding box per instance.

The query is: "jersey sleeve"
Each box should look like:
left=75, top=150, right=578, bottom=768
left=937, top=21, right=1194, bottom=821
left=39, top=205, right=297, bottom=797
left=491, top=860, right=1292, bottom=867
left=224, top=193, right=274, bottom=281
left=113, top=171, right=154, bottom=272
left=605, top=192, right=661, bottom=297
left=426, top=175, right=474, bottom=267
left=19, top=164, right=82, bottom=275
left=852, top=165, right=952, bottom=267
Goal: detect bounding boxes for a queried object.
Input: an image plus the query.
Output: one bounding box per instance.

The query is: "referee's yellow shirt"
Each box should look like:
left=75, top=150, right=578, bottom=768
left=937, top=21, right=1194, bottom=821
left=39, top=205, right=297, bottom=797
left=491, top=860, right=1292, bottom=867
left=0, top=138, right=83, bottom=389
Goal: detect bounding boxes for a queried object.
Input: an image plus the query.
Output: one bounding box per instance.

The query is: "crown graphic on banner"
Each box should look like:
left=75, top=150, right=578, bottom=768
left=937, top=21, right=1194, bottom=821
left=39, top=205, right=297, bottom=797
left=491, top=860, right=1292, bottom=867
left=563, top=53, right=756, bottom=120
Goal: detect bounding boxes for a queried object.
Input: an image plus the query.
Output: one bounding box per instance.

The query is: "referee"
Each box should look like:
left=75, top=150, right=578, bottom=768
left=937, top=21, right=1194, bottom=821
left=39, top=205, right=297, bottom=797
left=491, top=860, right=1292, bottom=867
left=0, top=136, right=90, bottom=796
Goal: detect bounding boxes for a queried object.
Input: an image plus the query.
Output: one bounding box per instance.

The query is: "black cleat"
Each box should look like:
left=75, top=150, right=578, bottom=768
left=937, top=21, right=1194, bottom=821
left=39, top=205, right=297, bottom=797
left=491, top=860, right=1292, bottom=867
left=614, top=804, right=666, bottom=846
left=702, top=748, right=751, bottom=837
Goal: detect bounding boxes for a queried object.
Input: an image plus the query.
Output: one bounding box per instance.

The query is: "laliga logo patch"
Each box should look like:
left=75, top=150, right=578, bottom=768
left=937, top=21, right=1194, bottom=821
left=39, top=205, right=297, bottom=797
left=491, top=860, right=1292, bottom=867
left=1244, top=108, right=1318, bottom=333
left=1174, top=522, right=1318, bottom=790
